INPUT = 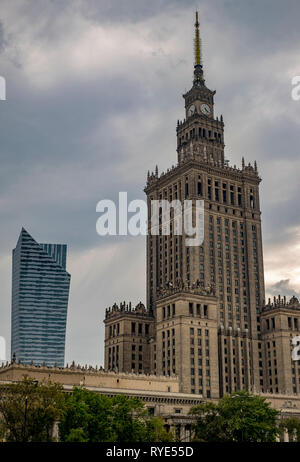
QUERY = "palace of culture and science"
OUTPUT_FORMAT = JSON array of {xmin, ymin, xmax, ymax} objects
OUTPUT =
[{"xmin": 104, "ymin": 13, "xmax": 300, "ymax": 399}]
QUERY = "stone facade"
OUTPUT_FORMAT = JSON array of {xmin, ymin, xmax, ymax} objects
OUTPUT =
[
  {"xmin": 154, "ymin": 287, "xmax": 219, "ymax": 398},
  {"xmin": 261, "ymin": 296, "xmax": 300, "ymax": 395},
  {"xmin": 104, "ymin": 302, "xmax": 155, "ymax": 374}
]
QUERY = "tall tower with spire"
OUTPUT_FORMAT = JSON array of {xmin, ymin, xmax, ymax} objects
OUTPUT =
[
  {"xmin": 104, "ymin": 11, "xmax": 300, "ymax": 400},
  {"xmin": 144, "ymin": 12, "xmax": 265, "ymax": 397}
]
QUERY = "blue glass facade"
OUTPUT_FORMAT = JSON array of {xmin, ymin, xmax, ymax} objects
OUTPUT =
[{"xmin": 11, "ymin": 228, "xmax": 71, "ymax": 367}]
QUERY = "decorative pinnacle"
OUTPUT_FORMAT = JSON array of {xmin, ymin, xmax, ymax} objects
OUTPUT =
[{"xmin": 194, "ymin": 11, "xmax": 201, "ymax": 67}]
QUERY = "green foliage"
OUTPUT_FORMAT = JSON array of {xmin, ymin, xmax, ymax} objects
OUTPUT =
[
  {"xmin": 64, "ymin": 428, "xmax": 88, "ymax": 442},
  {"xmin": 110, "ymin": 394, "xmax": 147, "ymax": 442},
  {"xmin": 189, "ymin": 401, "xmax": 228, "ymax": 442},
  {"xmin": 279, "ymin": 417, "xmax": 300, "ymax": 441},
  {"xmin": 144, "ymin": 417, "xmax": 175, "ymax": 442},
  {"xmin": 190, "ymin": 391, "xmax": 280, "ymax": 442},
  {"xmin": 59, "ymin": 387, "xmax": 174, "ymax": 442},
  {"xmin": 0, "ymin": 381, "xmax": 174, "ymax": 443},
  {"xmin": 0, "ymin": 377, "xmax": 65, "ymax": 442},
  {"xmin": 59, "ymin": 387, "xmax": 114, "ymax": 442}
]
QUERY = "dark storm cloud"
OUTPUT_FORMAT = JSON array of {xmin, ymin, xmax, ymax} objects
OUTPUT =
[{"xmin": 0, "ymin": 0, "xmax": 299, "ymax": 365}]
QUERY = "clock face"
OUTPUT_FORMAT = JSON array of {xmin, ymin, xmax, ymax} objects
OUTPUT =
[
  {"xmin": 200, "ymin": 103, "xmax": 211, "ymax": 115},
  {"xmin": 188, "ymin": 104, "xmax": 196, "ymax": 117}
]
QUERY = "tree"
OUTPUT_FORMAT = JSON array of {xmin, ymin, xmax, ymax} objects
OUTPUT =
[
  {"xmin": 59, "ymin": 387, "xmax": 114, "ymax": 442},
  {"xmin": 188, "ymin": 401, "xmax": 228, "ymax": 442},
  {"xmin": 190, "ymin": 391, "xmax": 279, "ymax": 442},
  {"xmin": 279, "ymin": 417, "xmax": 300, "ymax": 442},
  {"xmin": 0, "ymin": 377, "xmax": 65, "ymax": 442},
  {"xmin": 59, "ymin": 387, "xmax": 174, "ymax": 442},
  {"xmin": 144, "ymin": 417, "xmax": 175, "ymax": 442},
  {"xmin": 110, "ymin": 395, "xmax": 174, "ymax": 442}
]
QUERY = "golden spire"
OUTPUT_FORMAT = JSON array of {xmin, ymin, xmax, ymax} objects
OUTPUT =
[
  {"xmin": 193, "ymin": 11, "xmax": 204, "ymax": 85},
  {"xmin": 194, "ymin": 11, "xmax": 201, "ymax": 67}
]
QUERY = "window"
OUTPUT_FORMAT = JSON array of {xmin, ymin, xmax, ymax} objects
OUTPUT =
[
  {"xmin": 189, "ymin": 303, "xmax": 194, "ymax": 315},
  {"xmin": 185, "ymin": 182, "xmax": 189, "ymax": 198},
  {"xmin": 198, "ymin": 181, "xmax": 202, "ymax": 196},
  {"xmin": 148, "ymin": 407, "xmax": 155, "ymax": 416},
  {"xmin": 208, "ymin": 184, "xmax": 212, "ymax": 200}
]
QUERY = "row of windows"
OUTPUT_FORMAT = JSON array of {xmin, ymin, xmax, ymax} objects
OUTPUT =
[
  {"xmin": 178, "ymin": 127, "xmax": 222, "ymax": 144},
  {"xmin": 190, "ymin": 348, "xmax": 210, "ymax": 357},
  {"xmin": 264, "ymin": 317, "xmax": 299, "ymax": 331},
  {"xmin": 190, "ymin": 328, "xmax": 209, "ymax": 336},
  {"xmin": 151, "ymin": 181, "xmax": 257, "ymax": 211},
  {"xmin": 131, "ymin": 362, "xmax": 143, "ymax": 371},
  {"xmin": 162, "ymin": 329, "xmax": 175, "ymax": 339},
  {"xmin": 191, "ymin": 389, "xmax": 211, "ymax": 397},
  {"xmin": 162, "ymin": 304, "xmax": 176, "ymax": 319},
  {"xmin": 208, "ymin": 180, "xmax": 243, "ymax": 207},
  {"xmin": 131, "ymin": 322, "xmax": 150, "ymax": 336},
  {"xmin": 189, "ymin": 303, "xmax": 208, "ymax": 318},
  {"xmin": 109, "ymin": 322, "xmax": 150, "ymax": 338},
  {"xmin": 191, "ymin": 376, "xmax": 211, "ymax": 385}
]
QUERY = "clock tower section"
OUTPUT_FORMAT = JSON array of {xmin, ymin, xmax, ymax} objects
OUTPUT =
[{"xmin": 177, "ymin": 12, "xmax": 225, "ymax": 166}]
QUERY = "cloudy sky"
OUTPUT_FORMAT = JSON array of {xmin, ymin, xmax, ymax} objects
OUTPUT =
[{"xmin": 0, "ymin": 0, "xmax": 300, "ymax": 366}]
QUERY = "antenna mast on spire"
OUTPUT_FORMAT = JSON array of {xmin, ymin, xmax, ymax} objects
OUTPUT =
[
  {"xmin": 193, "ymin": 11, "xmax": 204, "ymax": 85},
  {"xmin": 194, "ymin": 11, "xmax": 202, "ymax": 67}
]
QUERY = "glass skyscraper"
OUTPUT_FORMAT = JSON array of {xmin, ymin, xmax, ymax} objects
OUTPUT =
[{"xmin": 11, "ymin": 228, "xmax": 71, "ymax": 367}]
